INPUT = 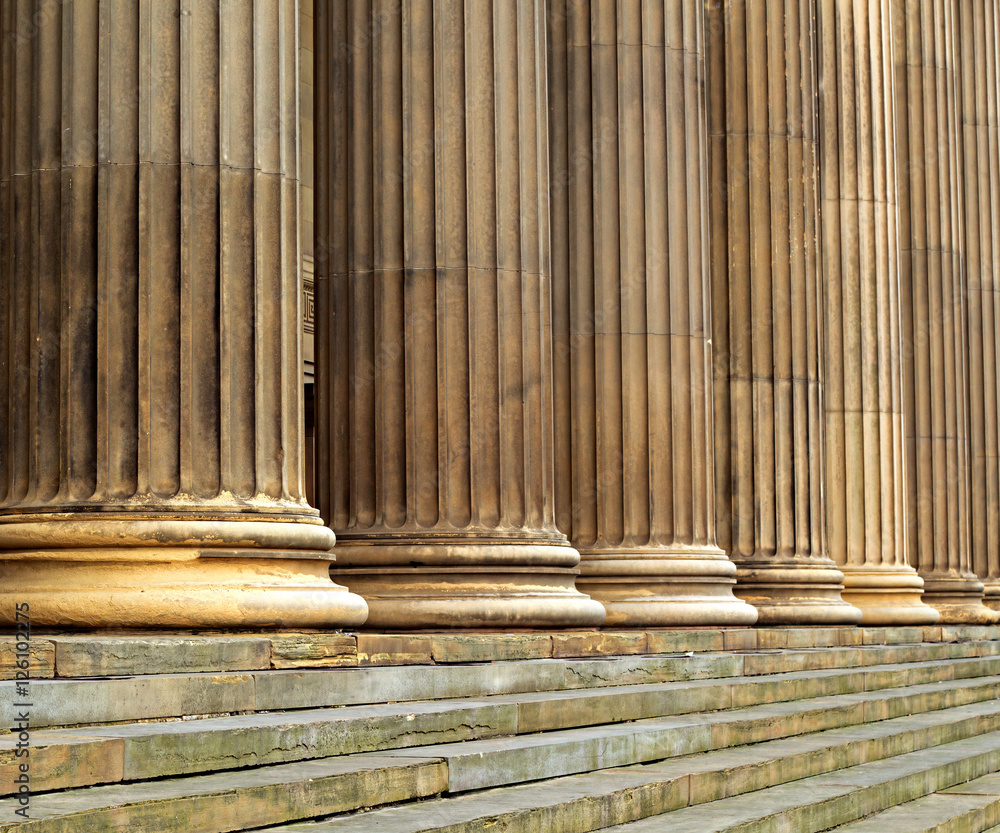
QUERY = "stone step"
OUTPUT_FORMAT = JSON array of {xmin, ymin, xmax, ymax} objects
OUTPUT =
[
  {"xmin": 9, "ymin": 626, "xmax": 992, "ymax": 680},
  {"xmin": 255, "ymin": 699, "xmax": 1000, "ymax": 833},
  {"xmin": 4, "ymin": 655, "xmax": 1000, "ymax": 797},
  {"xmin": 597, "ymin": 732, "xmax": 1000, "ymax": 832},
  {"xmin": 369, "ymin": 675, "xmax": 1000, "ymax": 793},
  {"xmin": 827, "ymin": 772, "xmax": 1000, "ymax": 831},
  {"xmin": 5, "ymin": 639, "xmax": 1000, "ymax": 731},
  {"xmin": 4, "ymin": 679, "xmax": 1000, "ymax": 832}
]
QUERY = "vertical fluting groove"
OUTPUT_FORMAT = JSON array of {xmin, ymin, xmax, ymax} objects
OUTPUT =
[
  {"xmin": 546, "ymin": 0, "xmax": 755, "ymax": 626},
  {"xmin": 895, "ymin": 0, "xmax": 995, "ymax": 621},
  {"xmin": 138, "ymin": 0, "xmax": 182, "ymax": 500},
  {"xmin": 317, "ymin": 0, "xmax": 602, "ymax": 628},
  {"xmin": 403, "ymin": 0, "xmax": 439, "ymax": 529},
  {"xmin": 252, "ymin": 0, "xmax": 282, "ymax": 499},
  {"xmin": 0, "ymin": 0, "xmax": 10, "ymax": 506},
  {"xmin": 550, "ymin": 0, "xmax": 571, "ymax": 540},
  {"xmin": 31, "ymin": 0, "xmax": 61, "ymax": 506},
  {"xmin": 280, "ymin": 0, "xmax": 302, "ymax": 502},
  {"xmin": 61, "ymin": 0, "xmax": 99, "ymax": 504},
  {"xmin": 0, "ymin": 0, "xmax": 312, "ymax": 516},
  {"xmin": 179, "ymin": 0, "xmax": 221, "ymax": 499},
  {"xmin": 818, "ymin": 0, "xmax": 937, "ymax": 625},
  {"xmin": 709, "ymin": 0, "xmax": 858, "ymax": 623},
  {"xmin": 961, "ymin": 0, "xmax": 1000, "ymax": 600}
]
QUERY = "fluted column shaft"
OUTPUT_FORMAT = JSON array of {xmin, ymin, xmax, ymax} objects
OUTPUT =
[
  {"xmin": 0, "ymin": 0, "xmax": 367, "ymax": 628},
  {"xmin": 894, "ymin": 0, "xmax": 996, "ymax": 623},
  {"xmin": 547, "ymin": 0, "xmax": 755, "ymax": 626},
  {"xmin": 818, "ymin": 0, "xmax": 937, "ymax": 624},
  {"xmin": 707, "ymin": 0, "xmax": 860, "ymax": 624},
  {"xmin": 959, "ymin": 0, "xmax": 1000, "ymax": 610},
  {"xmin": 315, "ymin": 0, "xmax": 605, "ymax": 628}
]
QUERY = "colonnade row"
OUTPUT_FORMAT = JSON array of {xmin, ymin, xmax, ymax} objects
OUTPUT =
[{"xmin": 0, "ymin": 0, "xmax": 997, "ymax": 630}]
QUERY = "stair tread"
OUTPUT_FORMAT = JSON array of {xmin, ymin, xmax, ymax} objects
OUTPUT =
[
  {"xmin": 2, "ymin": 656, "xmax": 995, "ymax": 802},
  {"xmin": 0, "ymin": 751, "xmax": 446, "ymax": 830},
  {"xmin": 256, "ymin": 698, "xmax": 1000, "ymax": 832},
  {"xmin": 830, "ymin": 790, "xmax": 1000, "ymax": 831},
  {"xmin": 597, "ymin": 732, "xmax": 1000, "ymax": 831}
]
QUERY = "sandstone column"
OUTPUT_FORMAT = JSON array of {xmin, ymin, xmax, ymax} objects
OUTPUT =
[
  {"xmin": 894, "ymin": 0, "xmax": 997, "ymax": 623},
  {"xmin": 817, "ymin": 0, "xmax": 938, "ymax": 624},
  {"xmin": 707, "ymin": 0, "xmax": 860, "ymax": 624},
  {"xmin": 0, "ymin": 0, "xmax": 368, "ymax": 628},
  {"xmin": 546, "ymin": 1, "xmax": 756, "ymax": 626},
  {"xmin": 958, "ymin": 0, "xmax": 1000, "ymax": 610},
  {"xmin": 314, "ymin": 0, "xmax": 605, "ymax": 628}
]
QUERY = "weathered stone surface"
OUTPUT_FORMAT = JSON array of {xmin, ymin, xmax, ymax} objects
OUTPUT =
[
  {"xmin": 599, "ymin": 732, "xmax": 1000, "ymax": 831},
  {"xmin": 0, "ymin": 735, "xmax": 124, "ymax": 796},
  {"xmin": 644, "ymin": 630, "xmax": 724, "ymax": 655},
  {"xmin": 114, "ymin": 702, "xmax": 516, "ymax": 779},
  {"xmin": 835, "ymin": 791, "xmax": 1000, "ymax": 831},
  {"xmin": 252, "ymin": 663, "xmax": 570, "ymax": 713},
  {"xmin": 356, "ymin": 635, "xmax": 434, "ymax": 667},
  {"xmin": 0, "ymin": 755, "xmax": 447, "ymax": 832},
  {"xmin": 756, "ymin": 627, "xmax": 850, "ymax": 650},
  {"xmin": 428, "ymin": 635, "xmax": 553, "ymax": 664},
  {"xmin": 721, "ymin": 630, "xmax": 757, "ymax": 652},
  {"xmin": 0, "ymin": 674, "xmax": 255, "ymax": 731},
  {"xmin": 256, "ymin": 692, "xmax": 1000, "ymax": 833},
  {"xmin": 550, "ymin": 633, "xmax": 646, "ymax": 659},
  {"xmin": 268, "ymin": 634, "xmax": 356, "ymax": 669},
  {"xmin": 862, "ymin": 628, "xmax": 925, "ymax": 646},
  {"xmin": 52, "ymin": 636, "xmax": 271, "ymax": 677},
  {"xmin": 0, "ymin": 638, "xmax": 54, "ymax": 680}
]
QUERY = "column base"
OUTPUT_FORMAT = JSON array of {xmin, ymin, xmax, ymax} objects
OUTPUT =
[
  {"xmin": 919, "ymin": 571, "xmax": 1000, "ymax": 624},
  {"xmin": 731, "ymin": 560, "xmax": 863, "ymax": 625},
  {"xmin": 838, "ymin": 565, "xmax": 940, "ymax": 625},
  {"xmin": 575, "ymin": 549, "xmax": 758, "ymax": 627},
  {"xmin": 984, "ymin": 579, "xmax": 1000, "ymax": 612},
  {"xmin": 0, "ymin": 514, "xmax": 369, "ymax": 629},
  {"xmin": 332, "ymin": 540, "xmax": 606, "ymax": 628}
]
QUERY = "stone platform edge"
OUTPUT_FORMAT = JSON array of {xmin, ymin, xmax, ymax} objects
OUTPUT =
[{"xmin": 2, "ymin": 625, "xmax": 999, "ymax": 679}]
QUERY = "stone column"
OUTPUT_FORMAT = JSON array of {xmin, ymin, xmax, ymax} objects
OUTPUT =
[
  {"xmin": 314, "ymin": 0, "xmax": 605, "ymax": 628},
  {"xmin": 707, "ymin": 0, "xmax": 860, "ymax": 624},
  {"xmin": 894, "ymin": 0, "xmax": 997, "ymax": 623},
  {"xmin": 546, "ymin": 1, "xmax": 756, "ymax": 626},
  {"xmin": 958, "ymin": 0, "xmax": 1000, "ymax": 610},
  {"xmin": 0, "ymin": 0, "xmax": 368, "ymax": 628},
  {"xmin": 817, "ymin": 0, "xmax": 938, "ymax": 624}
]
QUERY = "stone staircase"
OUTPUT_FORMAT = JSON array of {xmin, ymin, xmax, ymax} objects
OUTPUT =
[{"xmin": 2, "ymin": 627, "xmax": 1000, "ymax": 832}]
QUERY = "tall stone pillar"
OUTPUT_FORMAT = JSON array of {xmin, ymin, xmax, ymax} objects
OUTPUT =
[
  {"xmin": 314, "ymin": 0, "xmax": 605, "ymax": 628},
  {"xmin": 958, "ymin": 0, "xmax": 1000, "ymax": 610},
  {"xmin": 707, "ymin": 0, "xmax": 860, "ymax": 624},
  {"xmin": 546, "ymin": 1, "xmax": 756, "ymax": 626},
  {"xmin": 894, "ymin": 0, "xmax": 997, "ymax": 623},
  {"xmin": 0, "ymin": 0, "xmax": 368, "ymax": 628},
  {"xmin": 817, "ymin": 0, "xmax": 937, "ymax": 624}
]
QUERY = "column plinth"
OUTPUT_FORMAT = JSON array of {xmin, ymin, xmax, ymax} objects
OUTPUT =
[
  {"xmin": 547, "ymin": 1, "xmax": 756, "ymax": 627},
  {"xmin": 0, "ymin": 1, "xmax": 367, "ymax": 628},
  {"xmin": 708, "ymin": 0, "xmax": 861, "ymax": 625},
  {"xmin": 314, "ymin": 1, "xmax": 604, "ymax": 629},
  {"xmin": 895, "ymin": 0, "xmax": 999, "ymax": 624}
]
